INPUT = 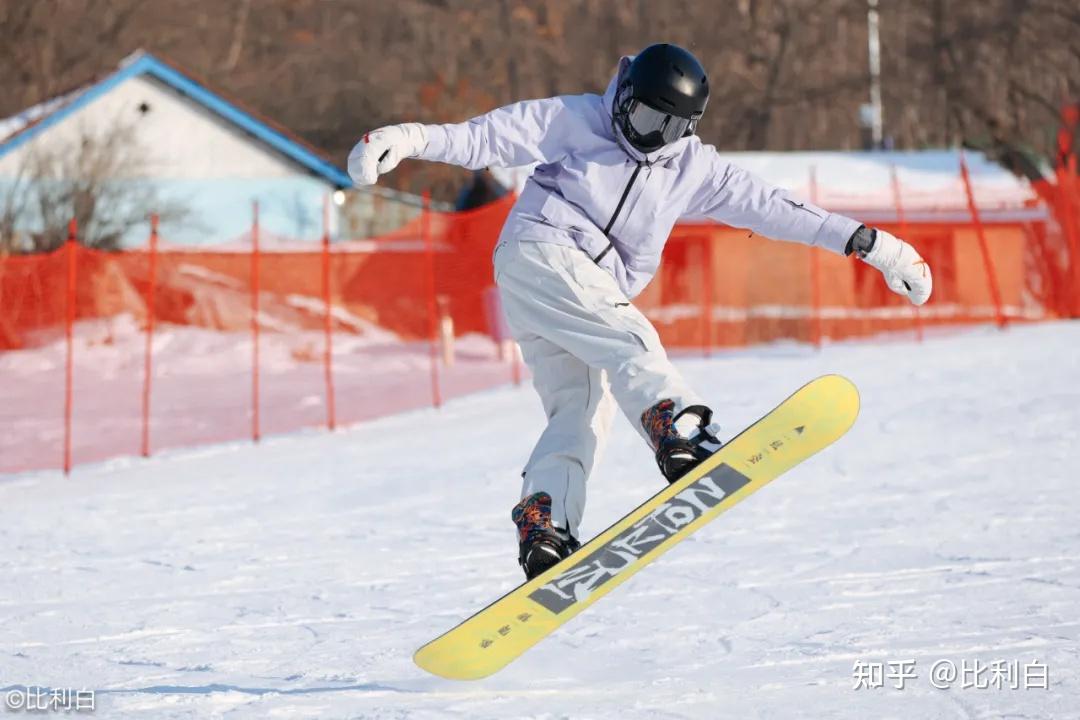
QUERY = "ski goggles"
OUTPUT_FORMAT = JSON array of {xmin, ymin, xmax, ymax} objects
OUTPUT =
[{"xmin": 624, "ymin": 98, "xmax": 697, "ymax": 148}]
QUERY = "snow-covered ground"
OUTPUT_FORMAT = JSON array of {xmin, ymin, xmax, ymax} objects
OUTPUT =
[
  {"xmin": 0, "ymin": 318, "xmax": 518, "ymax": 474},
  {"xmin": 2, "ymin": 322, "xmax": 1078, "ymax": 719}
]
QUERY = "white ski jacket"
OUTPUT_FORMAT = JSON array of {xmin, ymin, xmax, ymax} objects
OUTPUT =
[{"xmin": 416, "ymin": 57, "xmax": 862, "ymax": 298}]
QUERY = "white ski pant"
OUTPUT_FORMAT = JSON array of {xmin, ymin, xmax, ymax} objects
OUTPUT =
[{"xmin": 494, "ymin": 239, "xmax": 703, "ymax": 537}]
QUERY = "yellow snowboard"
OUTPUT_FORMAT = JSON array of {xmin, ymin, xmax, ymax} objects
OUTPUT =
[{"xmin": 414, "ymin": 374, "xmax": 860, "ymax": 680}]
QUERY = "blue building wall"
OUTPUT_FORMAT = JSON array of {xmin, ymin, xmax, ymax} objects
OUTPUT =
[
  {"xmin": 0, "ymin": 175, "xmax": 334, "ymax": 248},
  {"xmin": 148, "ymin": 176, "xmax": 332, "ymax": 246},
  {"xmin": 0, "ymin": 52, "xmax": 349, "ymax": 249}
]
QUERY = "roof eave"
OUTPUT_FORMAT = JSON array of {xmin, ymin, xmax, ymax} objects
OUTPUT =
[{"xmin": 0, "ymin": 51, "xmax": 352, "ymax": 189}]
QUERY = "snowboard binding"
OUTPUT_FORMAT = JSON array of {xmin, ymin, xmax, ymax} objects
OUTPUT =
[
  {"xmin": 511, "ymin": 492, "xmax": 581, "ymax": 580},
  {"xmin": 642, "ymin": 400, "xmax": 722, "ymax": 483}
]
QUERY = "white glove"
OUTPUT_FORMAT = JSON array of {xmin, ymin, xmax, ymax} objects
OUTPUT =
[
  {"xmin": 347, "ymin": 123, "xmax": 428, "ymax": 186},
  {"xmin": 859, "ymin": 228, "xmax": 933, "ymax": 306}
]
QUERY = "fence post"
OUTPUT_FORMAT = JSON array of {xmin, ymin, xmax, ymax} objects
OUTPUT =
[
  {"xmin": 1071, "ymin": 156, "xmax": 1080, "ymax": 316},
  {"xmin": 890, "ymin": 165, "xmax": 924, "ymax": 342},
  {"xmin": 959, "ymin": 153, "xmax": 1007, "ymax": 329},
  {"xmin": 808, "ymin": 166, "xmax": 823, "ymax": 348},
  {"xmin": 1059, "ymin": 158, "xmax": 1080, "ymax": 317},
  {"xmin": 322, "ymin": 195, "xmax": 337, "ymax": 430},
  {"xmin": 422, "ymin": 191, "xmax": 442, "ymax": 408},
  {"xmin": 511, "ymin": 342, "xmax": 521, "ymax": 386},
  {"xmin": 701, "ymin": 234, "xmax": 714, "ymax": 357},
  {"xmin": 141, "ymin": 214, "xmax": 159, "ymax": 457},
  {"xmin": 251, "ymin": 200, "xmax": 261, "ymax": 442},
  {"xmin": 63, "ymin": 219, "xmax": 77, "ymax": 475}
]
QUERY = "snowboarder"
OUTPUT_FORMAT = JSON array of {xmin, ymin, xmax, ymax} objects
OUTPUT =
[{"xmin": 348, "ymin": 44, "xmax": 932, "ymax": 580}]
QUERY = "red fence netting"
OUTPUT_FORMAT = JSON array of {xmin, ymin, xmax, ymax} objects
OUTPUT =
[{"xmin": 1, "ymin": 183, "xmax": 1077, "ymax": 476}]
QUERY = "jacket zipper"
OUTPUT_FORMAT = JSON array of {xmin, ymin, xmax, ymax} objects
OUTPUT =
[
  {"xmin": 593, "ymin": 160, "xmax": 644, "ymax": 263},
  {"xmin": 784, "ymin": 198, "xmax": 822, "ymax": 218}
]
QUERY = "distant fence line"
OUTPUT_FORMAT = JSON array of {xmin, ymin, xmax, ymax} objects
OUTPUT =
[{"xmin": 1, "ymin": 163, "xmax": 1078, "ymax": 476}]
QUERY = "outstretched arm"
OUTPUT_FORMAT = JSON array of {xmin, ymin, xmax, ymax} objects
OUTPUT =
[
  {"xmin": 684, "ymin": 151, "xmax": 932, "ymax": 306},
  {"xmin": 684, "ymin": 154, "xmax": 861, "ymax": 255},
  {"xmin": 348, "ymin": 97, "xmax": 577, "ymax": 185}
]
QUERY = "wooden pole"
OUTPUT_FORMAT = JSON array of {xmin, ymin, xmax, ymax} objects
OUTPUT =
[
  {"xmin": 141, "ymin": 214, "xmax": 159, "ymax": 457},
  {"xmin": 321, "ymin": 195, "xmax": 337, "ymax": 430},
  {"xmin": 251, "ymin": 200, "xmax": 261, "ymax": 441},
  {"xmin": 511, "ymin": 341, "xmax": 521, "ymax": 386},
  {"xmin": 422, "ymin": 191, "xmax": 442, "ymax": 408},
  {"xmin": 63, "ymin": 219, "xmax": 77, "ymax": 475}
]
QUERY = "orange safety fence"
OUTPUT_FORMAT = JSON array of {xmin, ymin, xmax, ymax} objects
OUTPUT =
[{"xmin": 1, "ymin": 182, "xmax": 1078, "ymax": 476}]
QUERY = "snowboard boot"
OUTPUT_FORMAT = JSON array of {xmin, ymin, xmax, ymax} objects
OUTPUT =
[
  {"xmin": 641, "ymin": 399, "xmax": 723, "ymax": 483},
  {"xmin": 511, "ymin": 492, "xmax": 581, "ymax": 581}
]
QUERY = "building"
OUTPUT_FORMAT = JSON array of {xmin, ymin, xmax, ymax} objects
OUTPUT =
[{"xmin": 0, "ymin": 50, "xmax": 423, "ymax": 248}]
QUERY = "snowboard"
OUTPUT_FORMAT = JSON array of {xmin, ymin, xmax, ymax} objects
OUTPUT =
[{"xmin": 414, "ymin": 374, "xmax": 860, "ymax": 680}]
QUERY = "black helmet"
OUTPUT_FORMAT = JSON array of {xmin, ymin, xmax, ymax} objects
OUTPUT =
[{"xmin": 614, "ymin": 43, "xmax": 709, "ymax": 153}]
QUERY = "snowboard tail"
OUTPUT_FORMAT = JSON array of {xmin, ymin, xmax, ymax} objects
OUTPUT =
[{"xmin": 414, "ymin": 374, "xmax": 860, "ymax": 680}]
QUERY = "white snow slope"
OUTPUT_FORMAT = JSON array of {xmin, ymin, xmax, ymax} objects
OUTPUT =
[{"xmin": 2, "ymin": 322, "xmax": 1078, "ymax": 719}]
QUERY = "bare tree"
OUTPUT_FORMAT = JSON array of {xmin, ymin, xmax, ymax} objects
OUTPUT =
[{"xmin": 0, "ymin": 121, "xmax": 190, "ymax": 253}]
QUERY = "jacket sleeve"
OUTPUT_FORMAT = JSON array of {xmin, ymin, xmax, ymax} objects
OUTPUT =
[
  {"xmin": 683, "ymin": 148, "xmax": 862, "ymax": 255},
  {"xmin": 417, "ymin": 96, "xmax": 580, "ymax": 170}
]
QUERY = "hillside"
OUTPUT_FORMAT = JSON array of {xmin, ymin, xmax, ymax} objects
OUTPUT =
[{"xmin": 3, "ymin": 0, "xmax": 1076, "ymax": 200}]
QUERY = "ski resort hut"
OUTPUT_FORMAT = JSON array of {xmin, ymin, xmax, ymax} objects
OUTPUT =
[{"xmin": 0, "ymin": 50, "xmax": 421, "ymax": 248}]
